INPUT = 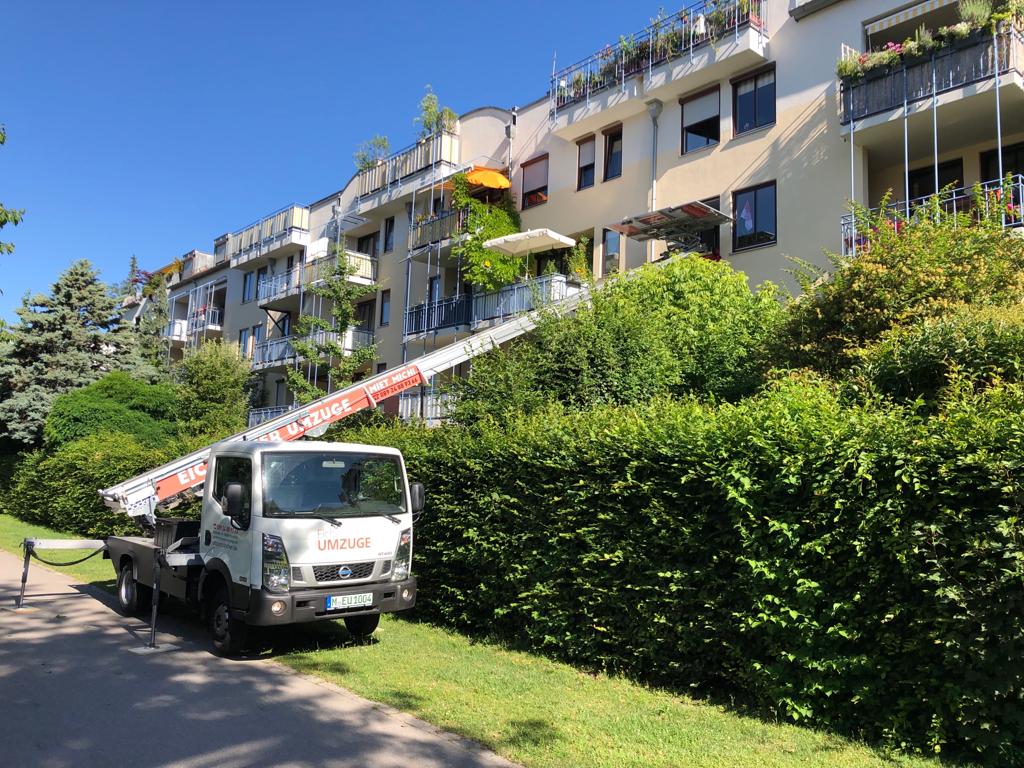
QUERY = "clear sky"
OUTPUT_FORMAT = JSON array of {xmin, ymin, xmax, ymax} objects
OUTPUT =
[{"xmin": 1, "ymin": 0, "xmax": 650, "ymax": 321}]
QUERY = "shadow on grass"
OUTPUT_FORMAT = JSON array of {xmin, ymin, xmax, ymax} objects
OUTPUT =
[{"xmin": 496, "ymin": 718, "xmax": 562, "ymax": 749}]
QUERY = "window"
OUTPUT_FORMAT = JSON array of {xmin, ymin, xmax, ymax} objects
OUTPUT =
[
  {"xmin": 238, "ymin": 327, "xmax": 251, "ymax": 358},
  {"xmin": 577, "ymin": 136, "xmax": 596, "ymax": 190},
  {"xmin": 255, "ymin": 266, "xmax": 268, "ymax": 301},
  {"xmin": 213, "ymin": 456, "xmax": 252, "ymax": 528},
  {"xmin": 908, "ymin": 159, "xmax": 963, "ymax": 199},
  {"xmin": 428, "ymin": 275, "xmax": 441, "ymax": 304},
  {"xmin": 357, "ymin": 232, "xmax": 379, "ymax": 258},
  {"xmin": 376, "ymin": 362, "xmax": 387, "ymax": 374},
  {"xmin": 602, "ymin": 229, "xmax": 621, "ymax": 276},
  {"xmin": 681, "ymin": 88, "xmax": 720, "ymax": 154},
  {"xmin": 604, "ymin": 127, "xmax": 622, "ymax": 181},
  {"xmin": 981, "ymin": 142, "xmax": 1024, "ymax": 182},
  {"xmin": 383, "ymin": 217, "xmax": 395, "ymax": 253},
  {"xmin": 733, "ymin": 181, "xmax": 777, "ymax": 251},
  {"xmin": 379, "ymin": 289, "xmax": 391, "ymax": 326},
  {"xmin": 355, "ymin": 300, "xmax": 374, "ymax": 331},
  {"xmin": 242, "ymin": 271, "xmax": 255, "ymax": 303},
  {"xmin": 278, "ymin": 312, "xmax": 291, "ymax": 337},
  {"xmin": 733, "ymin": 67, "xmax": 775, "ymax": 135},
  {"xmin": 251, "ymin": 323, "xmax": 264, "ymax": 347},
  {"xmin": 522, "ymin": 155, "xmax": 549, "ymax": 209},
  {"xmin": 696, "ymin": 196, "xmax": 722, "ymax": 258}
]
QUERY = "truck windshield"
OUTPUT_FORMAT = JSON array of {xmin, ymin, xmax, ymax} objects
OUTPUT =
[{"xmin": 262, "ymin": 452, "xmax": 406, "ymax": 519}]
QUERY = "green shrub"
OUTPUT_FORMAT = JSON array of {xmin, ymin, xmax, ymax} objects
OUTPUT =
[
  {"xmin": 854, "ymin": 303, "xmax": 1024, "ymax": 403},
  {"xmin": 4, "ymin": 432, "xmax": 170, "ymax": 536},
  {"xmin": 44, "ymin": 371, "xmax": 178, "ymax": 449},
  {"xmin": 782, "ymin": 203, "xmax": 1024, "ymax": 373},
  {"xmin": 345, "ymin": 378, "xmax": 1024, "ymax": 763},
  {"xmin": 174, "ymin": 340, "xmax": 256, "ymax": 441}
]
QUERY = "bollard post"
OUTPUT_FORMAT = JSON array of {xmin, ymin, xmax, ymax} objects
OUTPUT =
[{"xmin": 16, "ymin": 539, "xmax": 33, "ymax": 609}]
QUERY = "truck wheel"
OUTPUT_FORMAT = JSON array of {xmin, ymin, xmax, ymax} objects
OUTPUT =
[
  {"xmin": 208, "ymin": 585, "xmax": 246, "ymax": 656},
  {"xmin": 344, "ymin": 614, "xmax": 380, "ymax": 639},
  {"xmin": 116, "ymin": 562, "xmax": 152, "ymax": 615}
]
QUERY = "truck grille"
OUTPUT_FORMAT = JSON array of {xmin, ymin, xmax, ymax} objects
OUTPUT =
[{"xmin": 313, "ymin": 561, "xmax": 375, "ymax": 583}]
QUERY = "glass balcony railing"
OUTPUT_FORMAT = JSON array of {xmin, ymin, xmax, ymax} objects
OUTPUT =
[
  {"xmin": 551, "ymin": 0, "xmax": 768, "ymax": 111},
  {"xmin": 840, "ymin": 174, "xmax": 1024, "ymax": 256},
  {"xmin": 404, "ymin": 274, "xmax": 579, "ymax": 337},
  {"xmin": 355, "ymin": 131, "xmax": 460, "ymax": 197},
  {"xmin": 840, "ymin": 29, "xmax": 1023, "ymax": 125}
]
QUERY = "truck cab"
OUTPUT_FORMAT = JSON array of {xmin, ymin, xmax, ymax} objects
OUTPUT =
[{"xmin": 108, "ymin": 440, "xmax": 422, "ymax": 654}]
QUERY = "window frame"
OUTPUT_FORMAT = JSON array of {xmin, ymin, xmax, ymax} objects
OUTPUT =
[
  {"xmin": 238, "ymin": 327, "xmax": 251, "ymax": 358},
  {"xmin": 696, "ymin": 195, "xmax": 722, "ymax": 258},
  {"xmin": 241, "ymin": 271, "xmax": 255, "ymax": 303},
  {"xmin": 577, "ymin": 135, "xmax": 596, "ymax": 191},
  {"xmin": 732, "ymin": 180, "xmax": 778, "ymax": 253},
  {"xmin": 731, "ymin": 64, "xmax": 776, "ymax": 137},
  {"xmin": 383, "ymin": 216, "xmax": 395, "ymax": 253},
  {"xmin": 603, "ymin": 125, "xmax": 623, "ymax": 182},
  {"xmin": 212, "ymin": 455, "xmax": 252, "ymax": 530},
  {"xmin": 680, "ymin": 86, "xmax": 721, "ymax": 156},
  {"xmin": 379, "ymin": 289, "xmax": 391, "ymax": 327},
  {"xmin": 601, "ymin": 228, "xmax": 621, "ymax": 277},
  {"xmin": 522, "ymin": 154, "xmax": 549, "ymax": 209}
]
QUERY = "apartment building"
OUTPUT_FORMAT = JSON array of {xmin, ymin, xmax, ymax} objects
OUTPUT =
[{"xmin": 139, "ymin": 0, "xmax": 1024, "ymax": 425}]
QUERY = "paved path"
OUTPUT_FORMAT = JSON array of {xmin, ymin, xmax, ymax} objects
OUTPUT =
[{"xmin": 0, "ymin": 550, "xmax": 517, "ymax": 768}]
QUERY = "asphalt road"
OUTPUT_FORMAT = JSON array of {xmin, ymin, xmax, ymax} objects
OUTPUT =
[{"xmin": 0, "ymin": 549, "xmax": 517, "ymax": 768}]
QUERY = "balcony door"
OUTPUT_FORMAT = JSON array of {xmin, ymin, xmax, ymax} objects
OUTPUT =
[
  {"xmin": 428, "ymin": 275, "xmax": 441, "ymax": 305},
  {"xmin": 981, "ymin": 142, "xmax": 1024, "ymax": 182},
  {"xmin": 907, "ymin": 159, "xmax": 962, "ymax": 201}
]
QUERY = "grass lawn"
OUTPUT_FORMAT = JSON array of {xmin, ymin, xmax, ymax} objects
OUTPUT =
[{"xmin": 0, "ymin": 514, "xmax": 950, "ymax": 768}]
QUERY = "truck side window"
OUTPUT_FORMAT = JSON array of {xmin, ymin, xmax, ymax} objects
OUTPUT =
[{"xmin": 213, "ymin": 456, "xmax": 252, "ymax": 530}]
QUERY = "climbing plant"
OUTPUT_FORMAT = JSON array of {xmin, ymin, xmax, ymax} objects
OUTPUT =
[{"xmin": 450, "ymin": 173, "xmax": 521, "ymax": 292}]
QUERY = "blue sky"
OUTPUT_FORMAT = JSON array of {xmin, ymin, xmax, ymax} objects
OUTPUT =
[{"xmin": 1, "ymin": 0, "xmax": 650, "ymax": 321}]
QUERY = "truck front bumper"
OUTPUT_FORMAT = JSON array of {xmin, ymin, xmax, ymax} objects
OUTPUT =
[{"xmin": 239, "ymin": 577, "xmax": 417, "ymax": 626}]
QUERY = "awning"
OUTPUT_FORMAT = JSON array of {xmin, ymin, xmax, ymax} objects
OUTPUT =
[
  {"xmin": 865, "ymin": 0, "xmax": 956, "ymax": 36},
  {"xmin": 609, "ymin": 201, "xmax": 732, "ymax": 244},
  {"xmin": 465, "ymin": 166, "xmax": 510, "ymax": 189},
  {"xmin": 483, "ymin": 228, "xmax": 576, "ymax": 256}
]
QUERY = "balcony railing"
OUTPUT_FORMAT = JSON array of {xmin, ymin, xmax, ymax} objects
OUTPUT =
[
  {"xmin": 181, "ymin": 251, "xmax": 217, "ymax": 279},
  {"xmin": 840, "ymin": 174, "xmax": 1024, "ymax": 256},
  {"xmin": 248, "ymin": 404, "xmax": 298, "ymax": 428},
  {"xmin": 840, "ymin": 29, "xmax": 1023, "ymax": 125},
  {"xmin": 356, "ymin": 131, "xmax": 460, "ymax": 197},
  {"xmin": 404, "ymin": 274, "xmax": 579, "ymax": 337},
  {"xmin": 257, "ymin": 251, "xmax": 377, "ymax": 304},
  {"xmin": 398, "ymin": 390, "xmax": 451, "ymax": 426},
  {"xmin": 186, "ymin": 306, "xmax": 222, "ymax": 335},
  {"xmin": 551, "ymin": 0, "xmax": 768, "ymax": 111},
  {"xmin": 164, "ymin": 318, "xmax": 188, "ymax": 342},
  {"xmin": 251, "ymin": 327, "xmax": 375, "ymax": 369},
  {"xmin": 218, "ymin": 204, "xmax": 310, "ymax": 264},
  {"xmin": 411, "ymin": 207, "xmax": 470, "ymax": 250}
]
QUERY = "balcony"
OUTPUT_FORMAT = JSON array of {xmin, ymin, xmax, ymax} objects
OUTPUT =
[
  {"xmin": 355, "ymin": 131, "xmax": 460, "ymax": 199},
  {"xmin": 257, "ymin": 251, "xmax": 377, "ymax": 306},
  {"xmin": 164, "ymin": 318, "xmax": 189, "ymax": 344},
  {"xmin": 410, "ymin": 207, "xmax": 470, "ymax": 251},
  {"xmin": 840, "ymin": 175, "xmax": 1024, "ymax": 257},
  {"xmin": 220, "ymin": 204, "xmax": 310, "ymax": 268},
  {"xmin": 398, "ymin": 390, "xmax": 451, "ymax": 427},
  {"xmin": 404, "ymin": 274, "xmax": 580, "ymax": 338},
  {"xmin": 248, "ymin": 404, "xmax": 298, "ymax": 428},
  {"xmin": 180, "ymin": 250, "xmax": 217, "ymax": 280},
  {"xmin": 549, "ymin": 0, "xmax": 768, "ymax": 136},
  {"xmin": 251, "ymin": 327, "xmax": 375, "ymax": 370},
  {"xmin": 840, "ymin": 28, "xmax": 1024, "ymax": 128},
  {"xmin": 186, "ymin": 306, "xmax": 223, "ymax": 336}
]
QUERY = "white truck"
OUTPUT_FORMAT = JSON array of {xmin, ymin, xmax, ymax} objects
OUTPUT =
[{"xmin": 106, "ymin": 441, "xmax": 423, "ymax": 654}]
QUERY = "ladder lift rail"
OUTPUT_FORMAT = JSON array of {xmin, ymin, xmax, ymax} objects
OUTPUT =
[{"xmin": 100, "ymin": 286, "xmax": 590, "ymax": 528}]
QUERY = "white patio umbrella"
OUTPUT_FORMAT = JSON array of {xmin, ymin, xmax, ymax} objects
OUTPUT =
[{"xmin": 482, "ymin": 228, "xmax": 576, "ymax": 256}]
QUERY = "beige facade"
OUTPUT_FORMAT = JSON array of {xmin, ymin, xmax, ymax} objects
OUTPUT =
[{"xmin": 138, "ymin": 0, "xmax": 1024, "ymax": 423}]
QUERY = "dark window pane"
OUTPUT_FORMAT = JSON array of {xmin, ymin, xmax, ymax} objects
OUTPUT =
[
  {"xmin": 756, "ymin": 75, "xmax": 775, "ymax": 128},
  {"xmin": 735, "ymin": 85, "xmax": 756, "ymax": 134},
  {"xmin": 734, "ymin": 190, "xmax": 756, "ymax": 248},
  {"xmin": 755, "ymin": 185, "xmax": 776, "ymax": 244},
  {"xmin": 602, "ymin": 229, "xmax": 620, "ymax": 275},
  {"xmin": 605, "ymin": 133, "xmax": 622, "ymax": 180},
  {"xmin": 578, "ymin": 164, "xmax": 594, "ymax": 190},
  {"xmin": 684, "ymin": 117, "xmax": 719, "ymax": 152}
]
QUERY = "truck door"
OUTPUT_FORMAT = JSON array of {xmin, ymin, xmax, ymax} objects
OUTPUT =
[{"xmin": 202, "ymin": 455, "xmax": 254, "ymax": 601}]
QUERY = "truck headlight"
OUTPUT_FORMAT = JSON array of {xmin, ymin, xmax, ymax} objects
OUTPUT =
[
  {"xmin": 262, "ymin": 533, "xmax": 290, "ymax": 593},
  {"xmin": 391, "ymin": 528, "xmax": 412, "ymax": 582}
]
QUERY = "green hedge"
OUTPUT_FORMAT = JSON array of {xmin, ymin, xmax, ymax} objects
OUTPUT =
[{"xmin": 348, "ymin": 377, "xmax": 1024, "ymax": 763}]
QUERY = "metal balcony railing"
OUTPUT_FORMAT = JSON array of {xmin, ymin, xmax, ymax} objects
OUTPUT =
[
  {"xmin": 251, "ymin": 327, "xmax": 375, "ymax": 369},
  {"xmin": 840, "ymin": 174, "xmax": 1024, "ymax": 256},
  {"xmin": 257, "ymin": 251, "xmax": 377, "ymax": 304},
  {"xmin": 186, "ymin": 306, "xmax": 223, "ymax": 335},
  {"xmin": 550, "ymin": 0, "xmax": 768, "ymax": 111},
  {"xmin": 219, "ymin": 204, "xmax": 310, "ymax": 264},
  {"xmin": 164, "ymin": 318, "xmax": 188, "ymax": 342},
  {"xmin": 248, "ymin": 405, "xmax": 298, "ymax": 428},
  {"xmin": 398, "ymin": 390, "xmax": 451, "ymax": 426},
  {"xmin": 840, "ymin": 29, "xmax": 1024, "ymax": 125},
  {"xmin": 356, "ymin": 131, "xmax": 460, "ymax": 197},
  {"xmin": 411, "ymin": 207, "xmax": 470, "ymax": 250},
  {"xmin": 404, "ymin": 274, "xmax": 578, "ymax": 337}
]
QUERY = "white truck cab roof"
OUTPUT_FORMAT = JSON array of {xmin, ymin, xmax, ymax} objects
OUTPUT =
[{"xmin": 210, "ymin": 440, "xmax": 403, "ymax": 459}]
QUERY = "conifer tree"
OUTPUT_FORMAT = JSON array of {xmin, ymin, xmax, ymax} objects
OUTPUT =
[{"xmin": 0, "ymin": 260, "xmax": 129, "ymax": 445}]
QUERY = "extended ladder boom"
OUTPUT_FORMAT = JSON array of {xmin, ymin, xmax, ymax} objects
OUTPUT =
[{"xmin": 100, "ymin": 287, "xmax": 590, "ymax": 527}]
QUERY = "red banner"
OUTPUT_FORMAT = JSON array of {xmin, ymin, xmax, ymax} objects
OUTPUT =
[{"xmin": 153, "ymin": 364, "xmax": 425, "ymax": 502}]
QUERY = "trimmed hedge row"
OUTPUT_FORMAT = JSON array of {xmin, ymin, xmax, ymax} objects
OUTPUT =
[{"xmin": 347, "ymin": 377, "xmax": 1024, "ymax": 763}]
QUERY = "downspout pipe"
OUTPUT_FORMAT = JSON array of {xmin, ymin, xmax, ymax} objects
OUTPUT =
[{"xmin": 646, "ymin": 99, "xmax": 663, "ymax": 261}]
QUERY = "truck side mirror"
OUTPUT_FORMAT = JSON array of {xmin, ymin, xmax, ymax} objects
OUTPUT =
[
  {"xmin": 409, "ymin": 482, "xmax": 425, "ymax": 516},
  {"xmin": 223, "ymin": 482, "xmax": 245, "ymax": 520}
]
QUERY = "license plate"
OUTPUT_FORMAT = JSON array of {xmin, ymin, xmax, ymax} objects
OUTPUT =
[{"xmin": 326, "ymin": 593, "xmax": 373, "ymax": 611}]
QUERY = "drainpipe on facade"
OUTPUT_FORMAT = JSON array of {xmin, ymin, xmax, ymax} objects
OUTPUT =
[{"xmin": 645, "ymin": 99, "xmax": 664, "ymax": 263}]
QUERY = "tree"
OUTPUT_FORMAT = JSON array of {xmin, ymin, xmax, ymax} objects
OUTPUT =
[
  {"xmin": 450, "ymin": 173, "xmax": 521, "ymax": 291},
  {"xmin": 0, "ymin": 260, "xmax": 130, "ymax": 446},
  {"xmin": 135, "ymin": 271, "xmax": 170, "ymax": 373},
  {"xmin": 415, "ymin": 85, "xmax": 457, "ymax": 138},
  {"xmin": 0, "ymin": 125, "xmax": 25, "ymax": 256},
  {"xmin": 175, "ymin": 340, "xmax": 257, "ymax": 441},
  {"xmin": 286, "ymin": 243, "xmax": 377, "ymax": 404},
  {"xmin": 353, "ymin": 135, "xmax": 390, "ymax": 171}
]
